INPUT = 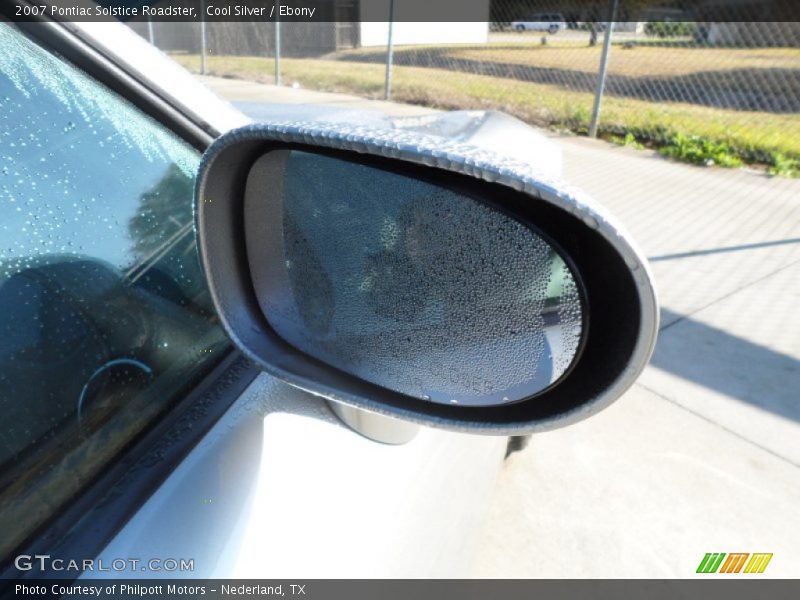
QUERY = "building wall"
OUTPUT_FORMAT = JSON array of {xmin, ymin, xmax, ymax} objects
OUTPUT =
[
  {"xmin": 128, "ymin": 21, "xmax": 341, "ymax": 57},
  {"xmin": 707, "ymin": 22, "xmax": 800, "ymax": 47},
  {"xmin": 359, "ymin": 22, "xmax": 489, "ymax": 47}
]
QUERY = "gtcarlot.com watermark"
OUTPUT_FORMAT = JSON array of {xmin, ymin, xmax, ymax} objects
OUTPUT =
[{"xmin": 14, "ymin": 554, "xmax": 194, "ymax": 573}]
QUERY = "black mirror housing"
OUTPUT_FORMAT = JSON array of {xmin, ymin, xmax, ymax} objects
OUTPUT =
[{"xmin": 195, "ymin": 122, "xmax": 658, "ymax": 435}]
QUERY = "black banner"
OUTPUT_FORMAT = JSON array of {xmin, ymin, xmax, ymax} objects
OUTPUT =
[
  {"xmin": 3, "ymin": 580, "xmax": 800, "ymax": 600},
  {"xmin": 5, "ymin": 0, "xmax": 800, "ymax": 23}
]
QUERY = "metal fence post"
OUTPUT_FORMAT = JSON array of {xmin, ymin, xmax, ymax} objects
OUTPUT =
[
  {"xmin": 275, "ymin": 19, "xmax": 282, "ymax": 86},
  {"xmin": 147, "ymin": 17, "xmax": 155, "ymax": 46},
  {"xmin": 199, "ymin": 1, "xmax": 207, "ymax": 75},
  {"xmin": 589, "ymin": 0, "xmax": 618, "ymax": 138},
  {"xmin": 384, "ymin": 0, "xmax": 395, "ymax": 100}
]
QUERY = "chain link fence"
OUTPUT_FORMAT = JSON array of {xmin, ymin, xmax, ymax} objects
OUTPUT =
[
  {"xmin": 129, "ymin": 9, "xmax": 800, "ymax": 327},
  {"xmin": 129, "ymin": 5, "xmax": 799, "ymax": 176}
]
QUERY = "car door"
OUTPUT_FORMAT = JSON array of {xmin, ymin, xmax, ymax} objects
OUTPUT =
[{"xmin": 0, "ymin": 17, "xmax": 505, "ymax": 581}]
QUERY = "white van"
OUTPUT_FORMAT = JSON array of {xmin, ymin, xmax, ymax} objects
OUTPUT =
[{"xmin": 511, "ymin": 13, "xmax": 567, "ymax": 34}]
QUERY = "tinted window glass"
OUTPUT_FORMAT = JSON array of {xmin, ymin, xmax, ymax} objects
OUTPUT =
[{"xmin": 0, "ymin": 24, "xmax": 229, "ymax": 558}]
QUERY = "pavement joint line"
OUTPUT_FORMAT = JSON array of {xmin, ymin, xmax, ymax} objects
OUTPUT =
[
  {"xmin": 658, "ymin": 255, "xmax": 800, "ymax": 333},
  {"xmin": 635, "ymin": 381, "xmax": 800, "ymax": 470},
  {"xmin": 648, "ymin": 237, "xmax": 800, "ymax": 262}
]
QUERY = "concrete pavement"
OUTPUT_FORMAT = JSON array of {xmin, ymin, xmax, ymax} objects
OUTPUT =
[
  {"xmin": 198, "ymin": 76, "xmax": 433, "ymax": 117},
  {"xmin": 480, "ymin": 136, "xmax": 800, "ymax": 577},
  {"xmin": 196, "ymin": 76, "xmax": 800, "ymax": 577}
]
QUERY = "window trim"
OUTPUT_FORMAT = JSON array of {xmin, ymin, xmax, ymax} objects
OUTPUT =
[{"xmin": 0, "ymin": 11, "xmax": 259, "ymax": 580}]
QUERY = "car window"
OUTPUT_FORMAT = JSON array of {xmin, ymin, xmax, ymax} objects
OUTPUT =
[{"xmin": 0, "ymin": 23, "xmax": 230, "ymax": 559}]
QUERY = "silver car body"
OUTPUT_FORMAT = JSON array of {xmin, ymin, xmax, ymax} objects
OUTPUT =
[{"xmin": 48, "ymin": 21, "xmax": 563, "ymax": 577}]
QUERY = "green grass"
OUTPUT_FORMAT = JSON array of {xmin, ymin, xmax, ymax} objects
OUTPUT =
[
  {"xmin": 175, "ymin": 53, "xmax": 800, "ymax": 175},
  {"xmin": 341, "ymin": 42, "xmax": 800, "ymax": 79},
  {"xmin": 657, "ymin": 133, "xmax": 743, "ymax": 168},
  {"xmin": 610, "ymin": 132, "xmax": 645, "ymax": 150}
]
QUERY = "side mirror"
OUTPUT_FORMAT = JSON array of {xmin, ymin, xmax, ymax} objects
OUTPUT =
[{"xmin": 195, "ymin": 122, "xmax": 658, "ymax": 434}]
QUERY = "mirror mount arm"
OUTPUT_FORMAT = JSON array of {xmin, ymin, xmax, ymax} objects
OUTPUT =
[{"xmin": 327, "ymin": 402, "xmax": 420, "ymax": 445}]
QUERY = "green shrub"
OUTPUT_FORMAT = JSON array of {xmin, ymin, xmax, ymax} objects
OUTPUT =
[
  {"xmin": 658, "ymin": 133, "xmax": 743, "ymax": 168},
  {"xmin": 768, "ymin": 152, "xmax": 800, "ymax": 178},
  {"xmin": 645, "ymin": 21, "xmax": 695, "ymax": 38},
  {"xmin": 609, "ymin": 132, "xmax": 645, "ymax": 150}
]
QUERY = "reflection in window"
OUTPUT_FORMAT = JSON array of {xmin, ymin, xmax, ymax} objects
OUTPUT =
[{"xmin": 0, "ymin": 24, "xmax": 229, "ymax": 559}]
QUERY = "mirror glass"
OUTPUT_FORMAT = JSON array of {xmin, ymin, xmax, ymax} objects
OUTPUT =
[{"xmin": 245, "ymin": 150, "xmax": 585, "ymax": 407}]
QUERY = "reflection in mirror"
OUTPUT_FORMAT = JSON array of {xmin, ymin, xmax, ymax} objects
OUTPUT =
[{"xmin": 245, "ymin": 150, "xmax": 585, "ymax": 407}]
